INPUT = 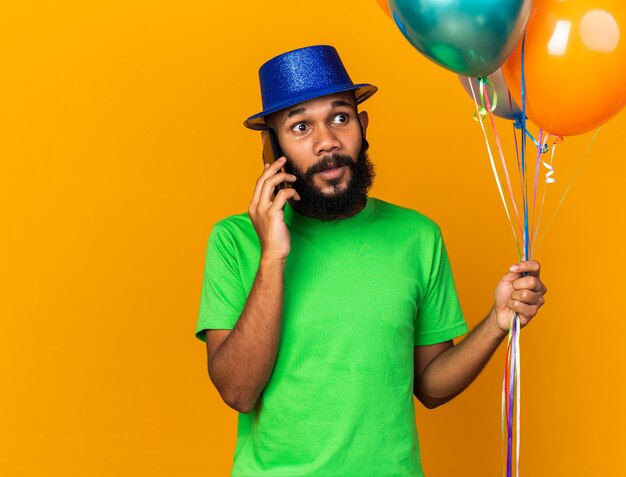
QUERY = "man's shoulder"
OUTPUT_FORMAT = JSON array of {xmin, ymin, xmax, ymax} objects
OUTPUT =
[
  {"xmin": 371, "ymin": 198, "xmax": 441, "ymax": 234},
  {"xmin": 209, "ymin": 211, "xmax": 256, "ymax": 243},
  {"xmin": 214, "ymin": 210, "xmax": 252, "ymax": 229}
]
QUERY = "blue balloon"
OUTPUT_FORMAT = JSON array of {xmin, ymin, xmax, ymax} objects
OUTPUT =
[{"xmin": 390, "ymin": 0, "xmax": 533, "ymax": 77}]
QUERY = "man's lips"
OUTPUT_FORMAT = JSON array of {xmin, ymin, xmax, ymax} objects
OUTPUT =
[{"xmin": 316, "ymin": 165, "xmax": 345, "ymax": 180}]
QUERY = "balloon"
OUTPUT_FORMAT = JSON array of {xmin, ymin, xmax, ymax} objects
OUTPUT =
[
  {"xmin": 459, "ymin": 68, "xmax": 523, "ymax": 121},
  {"xmin": 389, "ymin": 0, "xmax": 533, "ymax": 77},
  {"xmin": 376, "ymin": 0, "xmax": 392, "ymax": 20},
  {"xmin": 503, "ymin": 0, "xmax": 626, "ymax": 136}
]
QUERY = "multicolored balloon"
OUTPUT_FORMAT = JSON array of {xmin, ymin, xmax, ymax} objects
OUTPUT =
[
  {"xmin": 389, "ymin": 0, "xmax": 533, "ymax": 77},
  {"xmin": 459, "ymin": 68, "xmax": 523, "ymax": 121},
  {"xmin": 503, "ymin": 0, "xmax": 626, "ymax": 136}
]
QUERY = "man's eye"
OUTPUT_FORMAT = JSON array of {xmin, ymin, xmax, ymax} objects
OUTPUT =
[
  {"xmin": 332, "ymin": 113, "xmax": 349, "ymax": 124},
  {"xmin": 291, "ymin": 123, "xmax": 308, "ymax": 132}
]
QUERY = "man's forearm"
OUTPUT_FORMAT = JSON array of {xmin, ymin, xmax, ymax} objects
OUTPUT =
[
  {"xmin": 209, "ymin": 257, "xmax": 286, "ymax": 413},
  {"xmin": 416, "ymin": 308, "xmax": 507, "ymax": 408}
]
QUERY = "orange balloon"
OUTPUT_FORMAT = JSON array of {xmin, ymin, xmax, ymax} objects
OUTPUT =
[
  {"xmin": 376, "ymin": 0, "xmax": 393, "ymax": 20},
  {"xmin": 503, "ymin": 0, "xmax": 626, "ymax": 136}
]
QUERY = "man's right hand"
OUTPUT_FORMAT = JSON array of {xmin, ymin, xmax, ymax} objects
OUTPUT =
[
  {"xmin": 209, "ymin": 157, "xmax": 296, "ymax": 413},
  {"xmin": 248, "ymin": 156, "xmax": 300, "ymax": 262}
]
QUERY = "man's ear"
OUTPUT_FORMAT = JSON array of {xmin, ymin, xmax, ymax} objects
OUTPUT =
[
  {"xmin": 260, "ymin": 130, "xmax": 267, "ymax": 142},
  {"xmin": 358, "ymin": 110, "xmax": 369, "ymax": 137}
]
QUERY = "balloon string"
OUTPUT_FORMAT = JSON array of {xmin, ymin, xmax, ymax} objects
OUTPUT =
[
  {"xmin": 506, "ymin": 320, "xmax": 515, "ymax": 477},
  {"xmin": 501, "ymin": 346, "xmax": 508, "ymax": 477},
  {"xmin": 534, "ymin": 127, "xmax": 601, "ymax": 254},
  {"xmin": 503, "ymin": 32, "xmax": 528, "ymax": 477},
  {"xmin": 530, "ymin": 130, "xmax": 547, "ymax": 246},
  {"xmin": 512, "ymin": 122, "xmax": 526, "ymax": 208},
  {"xmin": 507, "ymin": 91, "xmax": 518, "ymax": 124},
  {"xmin": 514, "ymin": 119, "xmax": 549, "ymax": 154},
  {"xmin": 512, "ymin": 122, "xmax": 529, "ymax": 237},
  {"xmin": 480, "ymin": 79, "xmax": 524, "ymax": 248},
  {"xmin": 515, "ymin": 314, "xmax": 521, "ymax": 477},
  {"xmin": 531, "ymin": 139, "xmax": 559, "ymax": 257},
  {"xmin": 473, "ymin": 77, "xmax": 498, "ymax": 121},
  {"xmin": 480, "ymin": 77, "xmax": 499, "ymax": 112},
  {"xmin": 468, "ymin": 78, "xmax": 522, "ymax": 257},
  {"xmin": 509, "ymin": 93, "xmax": 523, "ymax": 178},
  {"xmin": 502, "ymin": 337, "xmax": 509, "ymax": 477},
  {"xmin": 503, "ymin": 312, "xmax": 519, "ymax": 477},
  {"xmin": 502, "ymin": 324, "xmax": 510, "ymax": 477}
]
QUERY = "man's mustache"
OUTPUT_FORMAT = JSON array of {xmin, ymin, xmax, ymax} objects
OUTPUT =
[{"xmin": 305, "ymin": 154, "xmax": 356, "ymax": 178}]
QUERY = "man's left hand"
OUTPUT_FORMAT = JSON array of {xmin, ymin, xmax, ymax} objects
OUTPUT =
[{"xmin": 492, "ymin": 260, "xmax": 547, "ymax": 334}]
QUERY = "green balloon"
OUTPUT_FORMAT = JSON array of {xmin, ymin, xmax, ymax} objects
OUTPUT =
[{"xmin": 390, "ymin": 0, "xmax": 533, "ymax": 77}]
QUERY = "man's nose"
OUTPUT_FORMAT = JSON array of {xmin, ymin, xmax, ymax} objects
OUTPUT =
[{"xmin": 313, "ymin": 125, "xmax": 341, "ymax": 155}]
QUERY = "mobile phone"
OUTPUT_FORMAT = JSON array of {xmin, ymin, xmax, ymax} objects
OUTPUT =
[{"xmin": 262, "ymin": 128, "xmax": 290, "ymax": 193}]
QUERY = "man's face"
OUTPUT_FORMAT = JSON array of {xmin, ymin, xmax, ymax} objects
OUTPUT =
[{"xmin": 266, "ymin": 91, "xmax": 374, "ymax": 220}]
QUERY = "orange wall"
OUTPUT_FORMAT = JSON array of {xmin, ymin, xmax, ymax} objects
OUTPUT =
[{"xmin": 1, "ymin": 1, "xmax": 625, "ymax": 475}]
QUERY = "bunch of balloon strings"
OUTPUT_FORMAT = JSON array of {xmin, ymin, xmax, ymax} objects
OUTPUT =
[{"xmin": 466, "ymin": 37, "xmax": 600, "ymax": 477}]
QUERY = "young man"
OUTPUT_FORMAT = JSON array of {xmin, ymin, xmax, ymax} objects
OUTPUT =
[{"xmin": 196, "ymin": 45, "xmax": 546, "ymax": 476}]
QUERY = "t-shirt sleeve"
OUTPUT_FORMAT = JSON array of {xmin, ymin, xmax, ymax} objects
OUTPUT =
[
  {"xmin": 195, "ymin": 223, "xmax": 247, "ymax": 342},
  {"xmin": 414, "ymin": 230, "xmax": 468, "ymax": 345}
]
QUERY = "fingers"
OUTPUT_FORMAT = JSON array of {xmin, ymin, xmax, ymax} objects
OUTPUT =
[
  {"xmin": 259, "ymin": 171, "xmax": 297, "ymax": 207},
  {"xmin": 508, "ymin": 265, "xmax": 547, "ymax": 320},
  {"xmin": 509, "ymin": 260, "xmax": 541, "ymax": 276},
  {"xmin": 511, "ymin": 288, "xmax": 545, "ymax": 305},
  {"xmin": 494, "ymin": 259, "xmax": 547, "ymax": 327},
  {"xmin": 500, "ymin": 260, "xmax": 542, "ymax": 284},
  {"xmin": 510, "ymin": 275, "xmax": 547, "ymax": 310},
  {"xmin": 507, "ymin": 299, "xmax": 542, "ymax": 321},
  {"xmin": 513, "ymin": 275, "xmax": 546, "ymax": 293},
  {"xmin": 250, "ymin": 157, "xmax": 299, "ymax": 213},
  {"xmin": 270, "ymin": 187, "xmax": 301, "ymax": 212},
  {"xmin": 251, "ymin": 157, "xmax": 288, "ymax": 207}
]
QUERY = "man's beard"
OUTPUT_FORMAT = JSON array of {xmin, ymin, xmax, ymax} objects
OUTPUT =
[{"xmin": 283, "ymin": 138, "xmax": 375, "ymax": 221}]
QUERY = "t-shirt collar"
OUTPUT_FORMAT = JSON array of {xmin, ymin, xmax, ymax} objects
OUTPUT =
[{"xmin": 283, "ymin": 196, "xmax": 377, "ymax": 232}]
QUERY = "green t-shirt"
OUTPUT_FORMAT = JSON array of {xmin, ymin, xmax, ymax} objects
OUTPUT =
[{"xmin": 196, "ymin": 197, "xmax": 468, "ymax": 477}]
